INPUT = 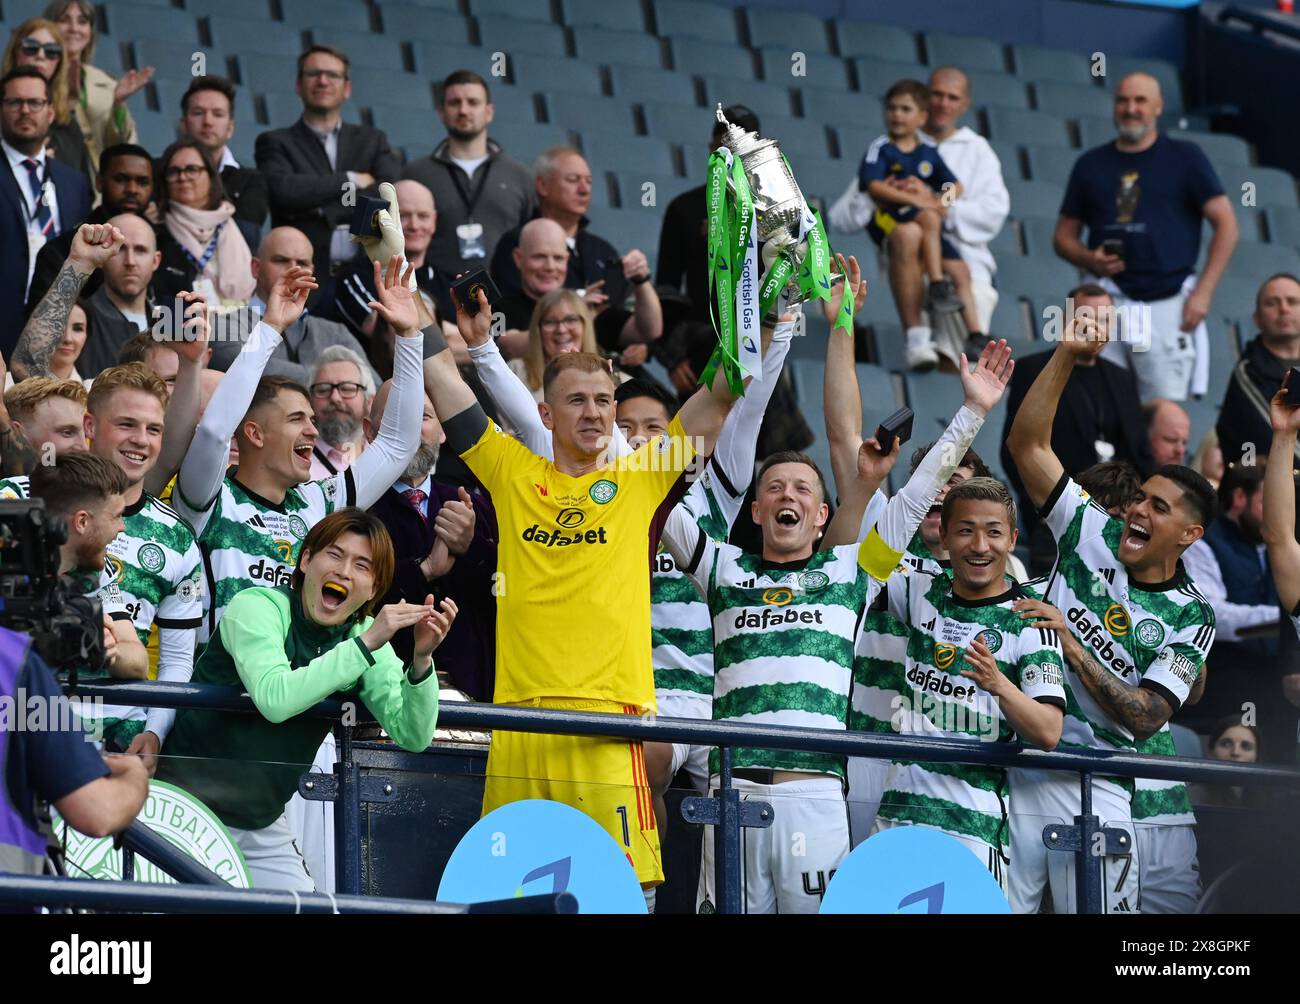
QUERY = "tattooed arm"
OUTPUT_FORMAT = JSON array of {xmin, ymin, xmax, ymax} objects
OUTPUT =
[{"xmin": 12, "ymin": 225, "xmax": 126, "ymax": 382}]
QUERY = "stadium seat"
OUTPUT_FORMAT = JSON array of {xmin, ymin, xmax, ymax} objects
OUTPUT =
[
  {"xmin": 378, "ymin": 0, "xmax": 459, "ymax": 7},
  {"xmin": 152, "ymin": 77, "xmax": 257, "ymax": 127},
  {"xmin": 590, "ymin": 208, "xmax": 663, "ymax": 265},
  {"xmin": 990, "ymin": 289, "xmax": 1034, "ymax": 342},
  {"xmin": 1033, "ymin": 80, "xmax": 1113, "ymax": 120},
  {"xmin": 1217, "ymin": 164, "xmax": 1299, "ymax": 210},
  {"xmin": 412, "ymin": 41, "xmax": 489, "ymax": 80},
  {"xmin": 1267, "ymin": 206, "xmax": 1300, "ymax": 245},
  {"xmin": 995, "ymin": 256, "xmax": 1080, "ymax": 311},
  {"xmin": 281, "ymin": 0, "xmax": 372, "ymax": 32},
  {"xmin": 205, "ymin": 17, "xmax": 305, "ymax": 58},
  {"xmin": 614, "ymin": 171, "xmax": 695, "ymax": 212},
  {"xmin": 1005, "ymin": 179, "xmax": 1066, "ymax": 220},
  {"xmin": 962, "ymin": 70, "xmax": 1030, "ymax": 112},
  {"xmin": 469, "ymin": 0, "xmax": 555, "ymax": 23},
  {"xmin": 989, "ymin": 141, "xmax": 1023, "ymax": 180},
  {"xmin": 492, "ymin": 121, "xmax": 572, "ymax": 166},
  {"xmin": 1103, "ymin": 56, "xmax": 1184, "ymax": 115},
  {"xmin": 754, "ymin": 114, "xmax": 833, "ymax": 159},
  {"xmin": 1170, "ymin": 723, "xmax": 1203, "ymax": 759},
  {"xmin": 310, "ymin": 29, "xmax": 408, "ymax": 70},
  {"xmin": 642, "ymin": 102, "xmax": 716, "ymax": 146},
  {"xmin": 349, "ymin": 67, "xmax": 436, "ymax": 111},
  {"xmin": 924, "ymin": 31, "xmax": 1007, "ymax": 74},
  {"xmin": 701, "ymin": 77, "xmax": 793, "ymax": 120},
  {"xmin": 652, "ymin": 0, "xmax": 740, "ymax": 44},
  {"xmin": 571, "ymin": 27, "xmax": 664, "ymax": 70},
  {"xmin": 506, "ymin": 54, "xmax": 602, "ymax": 93},
  {"xmin": 132, "ymin": 110, "xmax": 178, "ymax": 155},
  {"xmin": 904, "ymin": 369, "xmax": 968, "ymax": 441},
  {"xmin": 587, "ymin": 172, "xmax": 615, "ymax": 211},
  {"xmin": 1173, "ymin": 129, "xmax": 1252, "ymax": 168},
  {"xmin": 1075, "ymin": 115, "xmax": 1116, "ymax": 149},
  {"xmin": 1223, "ymin": 206, "xmax": 1266, "ymax": 243},
  {"xmin": 797, "ymin": 86, "xmax": 884, "ymax": 132},
  {"xmin": 562, "ymin": 0, "xmax": 645, "ymax": 31},
  {"xmin": 1011, "ymin": 43, "xmax": 1098, "ymax": 86},
  {"xmin": 100, "ymin": 3, "xmax": 199, "ymax": 44},
  {"xmin": 746, "ymin": 9, "xmax": 832, "ymax": 55},
  {"xmin": 776, "ymin": 157, "xmax": 851, "ymax": 205},
  {"xmin": 835, "ymin": 20, "xmax": 919, "ymax": 63},
  {"xmin": 133, "ymin": 42, "xmax": 226, "ymax": 86},
  {"xmin": 756, "ymin": 48, "xmax": 850, "ymax": 91},
  {"xmin": 1024, "ymin": 145, "xmax": 1080, "ymax": 186},
  {"xmin": 368, "ymin": 105, "xmax": 441, "ymax": 153},
  {"xmin": 988, "ymin": 222, "xmax": 1021, "ymax": 258},
  {"xmin": 186, "ymin": 0, "xmax": 276, "ymax": 17},
  {"xmin": 481, "ymin": 87, "xmax": 540, "ymax": 124},
  {"xmin": 478, "ymin": 20, "xmax": 568, "ymax": 59},
  {"xmin": 1202, "ymin": 317, "xmax": 1240, "ymax": 393},
  {"xmin": 851, "ymin": 58, "xmax": 930, "ymax": 102},
  {"xmin": 374, "ymin": 6, "xmax": 472, "ymax": 43},
  {"xmin": 544, "ymin": 92, "xmax": 636, "ymax": 134},
  {"xmin": 672, "ymin": 38, "xmax": 757, "ymax": 81},
  {"xmin": 1224, "ymin": 241, "xmax": 1300, "ymax": 282},
  {"xmin": 580, "ymin": 133, "xmax": 676, "ymax": 176},
  {"xmin": 678, "ymin": 143, "xmax": 714, "ymax": 180},
  {"xmin": 869, "ymin": 321, "xmax": 906, "ymax": 372},
  {"xmin": 984, "ymin": 107, "xmax": 1071, "ymax": 149},
  {"xmin": 1018, "ymin": 216, "xmax": 1059, "ymax": 258},
  {"xmin": 235, "ymin": 52, "xmax": 300, "ymax": 94},
  {"xmin": 1212, "ymin": 277, "xmax": 1263, "ymax": 322},
  {"xmin": 609, "ymin": 66, "xmax": 697, "ymax": 107}
]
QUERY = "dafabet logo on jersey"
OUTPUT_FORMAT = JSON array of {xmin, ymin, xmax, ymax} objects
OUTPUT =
[{"xmin": 1066, "ymin": 604, "xmax": 1135, "ymax": 677}]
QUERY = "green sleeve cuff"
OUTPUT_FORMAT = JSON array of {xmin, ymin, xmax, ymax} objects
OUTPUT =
[{"xmin": 353, "ymin": 636, "xmax": 376, "ymax": 665}]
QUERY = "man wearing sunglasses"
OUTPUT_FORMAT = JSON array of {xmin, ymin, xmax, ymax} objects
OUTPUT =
[{"xmin": 0, "ymin": 66, "xmax": 91, "ymax": 356}]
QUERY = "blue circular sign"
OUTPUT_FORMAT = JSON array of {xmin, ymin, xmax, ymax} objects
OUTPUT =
[
  {"xmin": 437, "ymin": 799, "xmax": 647, "ymax": 913},
  {"xmin": 820, "ymin": 827, "xmax": 1011, "ymax": 914}
]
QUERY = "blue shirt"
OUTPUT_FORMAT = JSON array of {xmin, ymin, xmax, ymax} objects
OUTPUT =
[
  {"xmin": 858, "ymin": 134, "xmax": 959, "ymax": 223},
  {"xmin": 1060, "ymin": 134, "xmax": 1224, "ymax": 301}
]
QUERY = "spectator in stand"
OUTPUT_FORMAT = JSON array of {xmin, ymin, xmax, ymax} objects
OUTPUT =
[
  {"xmin": 0, "ymin": 66, "xmax": 91, "ymax": 356},
  {"xmin": 1191, "ymin": 715, "xmax": 1262, "ymax": 807},
  {"xmin": 255, "ymin": 45, "xmax": 400, "ymax": 278},
  {"xmin": 1192, "ymin": 429, "xmax": 1225, "ymax": 490},
  {"xmin": 491, "ymin": 145, "xmax": 661, "ymax": 355},
  {"xmin": 178, "ymin": 74, "xmax": 268, "ymax": 228},
  {"xmin": 44, "ymin": 1, "xmax": 151, "ymax": 182},
  {"xmin": 3, "ymin": 19, "xmax": 92, "ymax": 183},
  {"xmin": 1145, "ymin": 398, "xmax": 1191, "ymax": 466},
  {"xmin": 307, "ymin": 345, "xmax": 374, "ymax": 480},
  {"xmin": 1001, "ymin": 284, "xmax": 1153, "ymax": 542},
  {"xmin": 1054, "ymin": 72, "xmax": 1238, "ymax": 402},
  {"xmin": 209, "ymin": 226, "xmax": 374, "ymax": 387},
  {"xmin": 117, "ymin": 329, "xmax": 185, "ymax": 394},
  {"xmin": 495, "ymin": 217, "xmax": 570, "ymax": 355},
  {"xmin": 1218, "ymin": 273, "xmax": 1300, "ymax": 470},
  {"xmin": 27, "ymin": 142, "xmax": 151, "ymax": 311},
  {"xmin": 508, "ymin": 289, "xmax": 630, "ymax": 406},
  {"xmin": 75, "ymin": 213, "xmax": 160, "ymax": 377},
  {"xmin": 366, "ymin": 381, "xmax": 497, "ymax": 700},
  {"xmin": 401, "ymin": 69, "xmax": 533, "ymax": 278},
  {"xmin": 153, "ymin": 138, "xmax": 258, "ymax": 309}
]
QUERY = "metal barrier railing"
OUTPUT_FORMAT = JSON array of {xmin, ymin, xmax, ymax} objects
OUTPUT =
[{"xmin": 65, "ymin": 680, "xmax": 1300, "ymax": 914}]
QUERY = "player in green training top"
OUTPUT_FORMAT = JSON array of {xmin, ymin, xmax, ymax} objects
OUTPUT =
[
  {"xmin": 1007, "ymin": 314, "xmax": 1216, "ymax": 914},
  {"xmin": 872, "ymin": 477, "xmax": 1065, "ymax": 893}
]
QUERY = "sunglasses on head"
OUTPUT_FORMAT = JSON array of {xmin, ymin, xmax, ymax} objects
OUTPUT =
[{"xmin": 20, "ymin": 39, "xmax": 62, "ymax": 60}]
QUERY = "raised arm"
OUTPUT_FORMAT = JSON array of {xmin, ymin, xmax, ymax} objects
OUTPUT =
[
  {"xmin": 423, "ymin": 288, "xmax": 488, "ymax": 428},
  {"xmin": 146, "ymin": 292, "xmax": 211, "ymax": 496},
  {"xmin": 821, "ymin": 254, "xmax": 870, "ymax": 504},
  {"xmin": 1005, "ymin": 316, "xmax": 1104, "ymax": 509},
  {"xmin": 1264, "ymin": 378, "xmax": 1300, "ymax": 612},
  {"xmin": 12, "ymin": 224, "xmax": 125, "ymax": 381},
  {"xmin": 465, "ymin": 332, "xmax": 553, "ymax": 459},
  {"xmin": 676, "ymin": 316, "xmax": 778, "ymax": 459}
]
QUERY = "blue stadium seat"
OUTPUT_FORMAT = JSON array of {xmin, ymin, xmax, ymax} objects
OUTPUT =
[
  {"xmin": 411, "ymin": 41, "xmax": 488, "ymax": 80},
  {"xmin": 206, "ymin": 17, "xmax": 304, "ymax": 58},
  {"xmin": 1018, "ymin": 216, "xmax": 1059, "ymax": 258},
  {"xmin": 375, "ymin": 6, "xmax": 472, "ymax": 44},
  {"xmin": 868, "ymin": 321, "xmax": 906, "ymax": 373},
  {"xmin": 1075, "ymin": 115, "xmax": 1115, "ymax": 149},
  {"xmin": 988, "ymin": 222, "xmax": 1021, "ymax": 258},
  {"xmin": 615, "ymin": 171, "xmax": 695, "ymax": 211},
  {"xmin": 562, "ymin": 0, "xmax": 645, "ymax": 31},
  {"xmin": 580, "ymin": 133, "xmax": 676, "ymax": 176},
  {"xmin": 1267, "ymin": 206, "xmax": 1300, "ymax": 245},
  {"xmin": 989, "ymin": 141, "xmax": 1023, "ymax": 180},
  {"xmin": 609, "ymin": 65, "xmax": 697, "ymax": 106},
  {"xmin": 1219, "ymin": 165, "xmax": 1299, "ymax": 211},
  {"xmin": 132, "ymin": 110, "xmax": 178, "ymax": 155},
  {"xmin": 778, "ymin": 157, "xmax": 851, "ymax": 204},
  {"xmin": 153, "ymin": 77, "xmax": 257, "ymax": 127},
  {"xmin": 478, "ymin": 20, "xmax": 568, "ymax": 59},
  {"xmin": 1173, "ymin": 129, "xmax": 1252, "ymax": 167},
  {"xmin": 758, "ymin": 114, "xmax": 832, "ymax": 159},
  {"xmin": 924, "ymin": 31, "xmax": 1006, "ymax": 73},
  {"xmin": 1102, "ymin": 56, "xmax": 1184, "ymax": 115},
  {"xmin": 851, "ymin": 58, "xmax": 930, "ymax": 102},
  {"xmin": 672, "ymin": 38, "xmax": 756, "ymax": 81},
  {"xmin": 642, "ymin": 103, "xmax": 715, "ymax": 146},
  {"xmin": 349, "ymin": 67, "xmax": 436, "ymax": 111},
  {"xmin": 1033, "ymin": 80, "xmax": 1113, "ymax": 120},
  {"xmin": 591, "ymin": 208, "xmax": 663, "ymax": 265},
  {"xmin": 701, "ymin": 77, "xmax": 792, "ymax": 120},
  {"xmin": 491, "ymin": 121, "xmax": 571, "ymax": 166},
  {"xmin": 835, "ymin": 20, "xmax": 919, "ymax": 62},
  {"xmin": 962, "ymin": 70, "xmax": 1030, "ymax": 112},
  {"xmin": 186, "ymin": 0, "xmax": 275, "ymax": 17},
  {"xmin": 378, "ymin": 0, "xmax": 459, "ymax": 7},
  {"xmin": 368, "ymin": 105, "xmax": 441, "ymax": 153},
  {"xmin": 469, "ymin": 0, "xmax": 554, "ymax": 23},
  {"xmin": 572, "ymin": 27, "xmax": 664, "ymax": 69},
  {"xmin": 995, "ymin": 256, "xmax": 1080, "ymax": 311},
  {"xmin": 544, "ymin": 92, "xmax": 637, "ymax": 134},
  {"xmin": 797, "ymin": 86, "xmax": 884, "ymax": 132},
  {"xmin": 757, "ymin": 48, "xmax": 849, "ymax": 91},
  {"xmin": 990, "ymin": 290, "xmax": 1034, "ymax": 342},
  {"xmin": 507, "ymin": 54, "xmax": 602, "ymax": 93},
  {"xmin": 133, "ymin": 41, "xmax": 226, "ymax": 85},
  {"xmin": 100, "ymin": 3, "xmax": 199, "ymax": 43},
  {"xmin": 1024, "ymin": 145, "xmax": 1080, "ymax": 186},
  {"xmin": 984, "ymin": 107, "xmax": 1071, "ymax": 148},
  {"xmin": 1011, "ymin": 43, "xmax": 1096, "ymax": 86},
  {"xmin": 1224, "ymin": 241, "xmax": 1300, "ymax": 282},
  {"xmin": 857, "ymin": 363, "xmax": 904, "ymax": 424},
  {"xmin": 904, "ymin": 369, "xmax": 968, "ymax": 440},
  {"xmin": 236, "ymin": 52, "xmax": 299, "ymax": 94},
  {"xmin": 652, "ymin": 0, "xmax": 740, "ymax": 43},
  {"xmin": 678, "ymin": 143, "xmax": 713, "ymax": 180},
  {"xmin": 281, "ymin": 0, "xmax": 372, "ymax": 31},
  {"xmin": 90, "ymin": 40, "xmax": 126, "ymax": 77},
  {"xmin": 310, "ymin": 29, "xmax": 407, "ymax": 70},
  {"xmin": 746, "ymin": 9, "xmax": 831, "ymax": 54},
  {"xmin": 482, "ymin": 87, "xmax": 541, "ymax": 124},
  {"xmin": 1006, "ymin": 179, "xmax": 1065, "ymax": 219}
]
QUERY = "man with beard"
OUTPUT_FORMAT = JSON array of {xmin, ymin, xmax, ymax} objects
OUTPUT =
[
  {"xmin": 365, "ymin": 382, "xmax": 497, "ymax": 701},
  {"xmin": 307, "ymin": 345, "xmax": 374, "ymax": 480}
]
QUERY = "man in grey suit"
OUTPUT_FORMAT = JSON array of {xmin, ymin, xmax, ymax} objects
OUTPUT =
[
  {"xmin": 209, "ymin": 226, "xmax": 377, "ymax": 388},
  {"xmin": 254, "ymin": 45, "xmax": 400, "ymax": 278}
]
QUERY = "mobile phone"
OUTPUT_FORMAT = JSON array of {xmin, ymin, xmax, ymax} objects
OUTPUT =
[
  {"xmin": 1101, "ymin": 238, "xmax": 1125, "ymax": 259},
  {"xmin": 1287, "ymin": 366, "xmax": 1300, "ymax": 407},
  {"xmin": 601, "ymin": 258, "xmax": 629, "ymax": 308},
  {"xmin": 450, "ymin": 269, "xmax": 500, "ymax": 317},
  {"xmin": 874, "ymin": 406, "xmax": 914, "ymax": 455},
  {"xmin": 349, "ymin": 195, "xmax": 390, "ymax": 238}
]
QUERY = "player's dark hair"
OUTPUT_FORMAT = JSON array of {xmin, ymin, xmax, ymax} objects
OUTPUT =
[
  {"xmin": 439, "ymin": 69, "xmax": 491, "ymax": 104},
  {"xmin": 180, "ymin": 74, "xmax": 236, "ymax": 116},
  {"xmin": 294, "ymin": 508, "xmax": 395, "ymax": 619},
  {"xmin": 1255, "ymin": 272, "xmax": 1300, "ymax": 312},
  {"xmin": 1076, "ymin": 461, "xmax": 1142, "ymax": 514},
  {"xmin": 1154, "ymin": 464, "xmax": 1218, "ymax": 527},
  {"xmin": 908, "ymin": 442, "xmax": 991, "ymax": 479},
  {"xmin": 1067, "ymin": 282, "xmax": 1111, "ymax": 301},
  {"xmin": 940, "ymin": 476, "xmax": 1017, "ymax": 531},
  {"xmin": 297, "ymin": 44, "xmax": 349, "ymax": 79},
  {"xmin": 1, "ymin": 66, "xmax": 51, "ymax": 101},
  {"xmin": 1209, "ymin": 714, "xmax": 1263, "ymax": 763},
  {"xmin": 884, "ymin": 79, "xmax": 929, "ymax": 108},
  {"xmin": 1216, "ymin": 461, "xmax": 1266, "ymax": 514},
  {"xmin": 31, "ymin": 450, "xmax": 129, "ymax": 519},
  {"xmin": 614, "ymin": 378, "xmax": 678, "ymax": 418},
  {"xmin": 757, "ymin": 450, "xmax": 827, "ymax": 503},
  {"xmin": 239, "ymin": 375, "xmax": 311, "ymax": 447},
  {"xmin": 98, "ymin": 142, "xmax": 153, "ymax": 178}
]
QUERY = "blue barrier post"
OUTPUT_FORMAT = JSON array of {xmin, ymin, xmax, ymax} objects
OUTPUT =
[
  {"xmin": 716, "ymin": 747, "xmax": 740, "ymax": 914},
  {"xmin": 1077, "ymin": 772, "xmax": 1102, "ymax": 915},
  {"xmin": 334, "ymin": 721, "xmax": 362, "ymax": 896}
]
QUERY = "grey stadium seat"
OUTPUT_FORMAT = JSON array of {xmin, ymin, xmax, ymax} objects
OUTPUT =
[
  {"xmin": 1211, "ymin": 278, "xmax": 1263, "ymax": 323},
  {"xmin": 580, "ymin": 133, "xmax": 676, "ymax": 176},
  {"xmin": 989, "ymin": 141, "xmax": 1024, "ymax": 180},
  {"xmin": 1033, "ymin": 80, "xmax": 1113, "ymax": 120},
  {"xmin": 615, "ymin": 171, "xmax": 695, "ymax": 211},
  {"xmin": 1012, "ymin": 44, "xmax": 1097, "ymax": 86},
  {"xmin": 562, "ymin": 0, "xmax": 645, "ymax": 31},
  {"xmin": 798, "ymin": 87, "xmax": 884, "ymax": 132},
  {"xmin": 701, "ymin": 78, "xmax": 792, "ymax": 120},
  {"xmin": 1224, "ymin": 242, "xmax": 1300, "ymax": 282},
  {"xmin": 1173, "ymin": 129, "xmax": 1252, "ymax": 168},
  {"xmin": 990, "ymin": 290, "xmax": 1035, "ymax": 343},
  {"xmin": 545, "ymin": 92, "xmax": 637, "ymax": 134},
  {"xmin": 477, "ymin": 20, "xmax": 569, "ymax": 59},
  {"xmin": 152, "ymin": 77, "xmax": 256, "ymax": 127},
  {"xmin": 1018, "ymin": 216, "xmax": 1060, "ymax": 258},
  {"xmin": 310, "ymin": 29, "xmax": 407, "ymax": 70},
  {"xmin": 349, "ymin": 67, "xmax": 437, "ymax": 111},
  {"xmin": 412, "ymin": 41, "xmax": 488, "ymax": 80},
  {"xmin": 281, "ymin": 0, "xmax": 372, "ymax": 31},
  {"xmin": 1025, "ymin": 145, "xmax": 1081, "ymax": 186},
  {"xmin": 904, "ymin": 370, "xmax": 968, "ymax": 440},
  {"xmin": 236, "ymin": 52, "xmax": 301, "ymax": 94},
  {"xmin": 924, "ymin": 31, "xmax": 1007, "ymax": 74},
  {"xmin": 1267, "ymin": 207, "xmax": 1300, "ymax": 246},
  {"xmin": 756, "ymin": 114, "xmax": 833, "ymax": 160},
  {"xmin": 506, "ymin": 54, "xmax": 602, "ymax": 93},
  {"xmin": 984, "ymin": 107, "xmax": 1072, "ymax": 149},
  {"xmin": 995, "ymin": 256, "xmax": 1081, "ymax": 311},
  {"xmin": 642, "ymin": 103, "xmax": 715, "ymax": 146},
  {"xmin": 133, "ymin": 41, "xmax": 226, "ymax": 86},
  {"xmin": 653, "ymin": 0, "xmax": 740, "ymax": 44},
  {"xmin": 368, "ymin": 105, "xmax": 441, "ymax": 153},
  {"xmin": 262, "ymin": 92, "xmax": 363, "ymax": 129},
  {"xmin": 1075, "ymin": 115, "xmax": 1117, "ymax": 149},
  {"xmin": 100, "ymin": 3, "xmax": 199, "ymax": 43},
  {"xmin": 470, "ymin": 0, "xmax": 554, "ymax": 21},
  {"xmin": 591, "ymin": 208, "xmax": 663, "ymax": 263},
  {"xmin": 962, "ymin": 70, "xmax": 1030, "ymax": 112},
  {"xmin": 132, "ymin": 110, "xmax": 178, "ymax": 155},
  {"xmin": 186, "ymin": 0, "xmax": 276, "ymax": 16},
  {"xmin": 988, "ymin": 223, "xmax": 1021, "ymax": 259},
  {"xmin": 1102, "ymin": 56, "xmax": 1184, "ymax": 115},
  {"xmin": 610, "ymin": 66, "xmax": 697, "ymax": 107},
  {"xmin": 672, "ymin": 38, "xmax": 757, "ymax": 81},
  {"xmin": 835, "ymin": 20, "xmax": 919, "ymax": 63},
  {"xmin": 477, "ymin": 87, "xmax": 540, "ymax": 125},
  {"xmin": 374, "ymin": 6, "xmax": 472, "ymax": 44},
  {"xmin": 1006, "ymin": 179, "xmax": 1066, "ymax": 219},
  {"xmin": 852, "ymin": 59, "xmax": 930, "ymax": 102},
  {"xmin": 1220, "ymin": 165, "xmax": 1299, "ymax": 211},
  {"xmin": 757, "ymin": 48, "xmax": 850, "ymax": 92},
  {"xmin": 746, "ymin": 9, "xmax": 832, "ymax": 54},
  {"xmin": 572, "ymin": 27, "xmax": 664, "ymax": 70},
  {"xmin": 492, "ymin": 122, "xmax": 573, "ymax": 167},
  {"xmin": 205, "ymin": 17, "xmax": 303, "ymax": 58}
]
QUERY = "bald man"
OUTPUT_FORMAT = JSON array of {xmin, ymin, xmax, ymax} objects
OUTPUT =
[
  {"xmin": 206, "ymin": 225, "xmax": 378, "ymax": 387},
  {"xmin": 76, "ymin": 214, "xmax": 163, "ymax": 377},
  {"xmin": 1055, "ymin": 71, "xmax": 1238, "ymax": 403}
]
